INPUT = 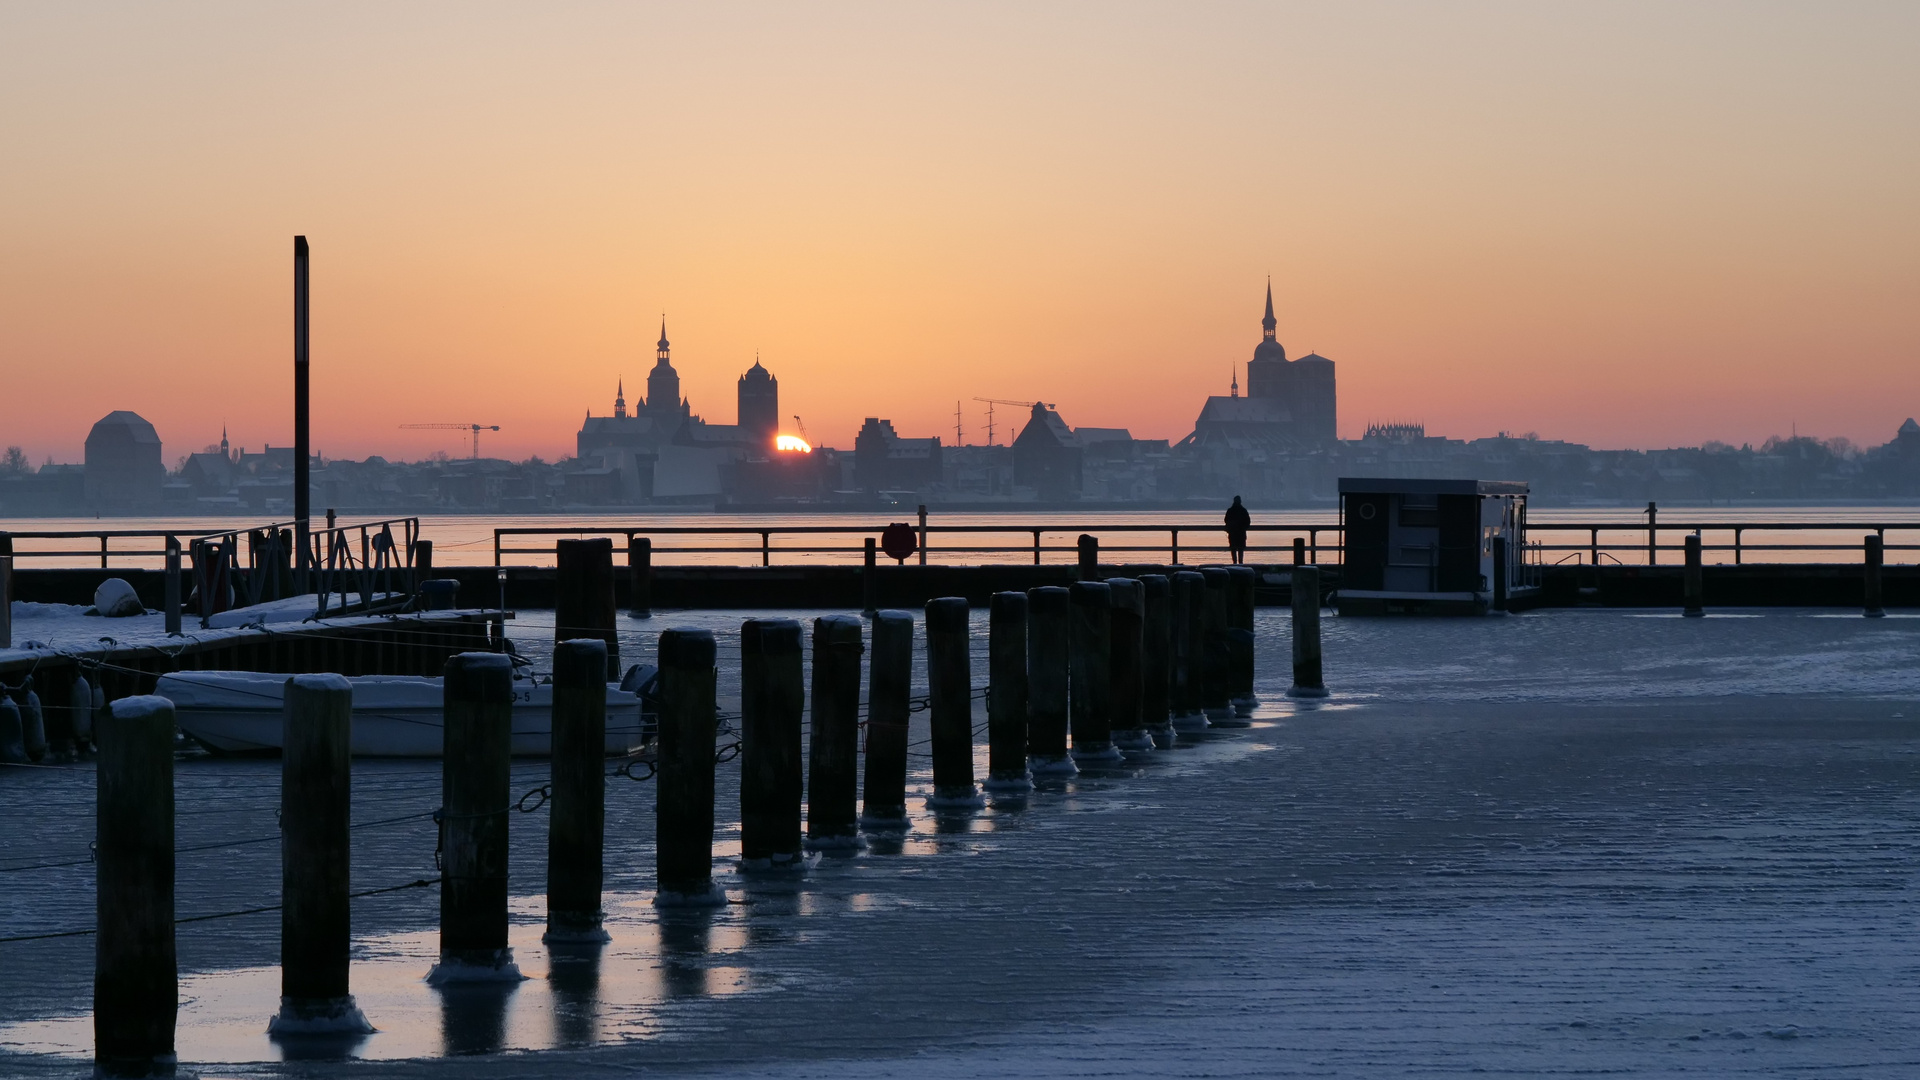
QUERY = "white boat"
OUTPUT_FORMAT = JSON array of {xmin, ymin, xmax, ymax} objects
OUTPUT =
[{"xmin": 158, "ymin": 670, "xmax": 651, "ymax": 757}]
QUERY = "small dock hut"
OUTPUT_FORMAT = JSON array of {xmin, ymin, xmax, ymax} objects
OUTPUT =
[{"xmin": 1336, "ymin": 477, "xmax": 1536, "ymax": 614}]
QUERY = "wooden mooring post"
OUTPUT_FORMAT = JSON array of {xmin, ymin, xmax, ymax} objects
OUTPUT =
[
  {"xmin": 861, "ymin": 611, "xmax": 913, "ymax": 825},
  {"xmin": 1170, "ymin": 570, "xmax": 1207, "ymax": 730},
  {"xmin": 1864, "ymin": 534, "xmax": 1885, "ymax": 618},
  {"xmin": 862, "ymin": 537, "xmax": 879, "ymax": 617},
  {"xmin": 1287, "ymin": 566, "xmax": 1328, "ymax": 698},
  {"xmin": 547, "ymin": 639, "xmax": 610, "ymax": 940},
  {"xmin": 430, "ymin": 653, "xmax": 520, "ymax": 983},
  {"xmin": 0, "ymin": 531, "xmax": 11, "ymax": 649},
  {"xmin": 1226, "ymin": 565, "xmax": 1256, "ymax": 716},
  {"xmin": 1076, "ymin": 534, "xmax": 1098, "ymax": 580},
  {"xmin": 809, "ymin": 616, "xmax": 864, "ymax": 845},
  {"xmin": 1026, "ymin": 586, "xmax": 1074, "ymax": 774},
  {"xmin": 1683, "ymin": 533, "xmax": 1704, "ymax": 618},
  {"xmin": 94, "ymin": 695, "xmax": 176, "ymax": 1078},
  {"xmin": 1068, "ymin": 580, "xmax": 1117, "ymax": 761},
  {"xmin": 656, "ymin": 629, "xmax": 722, "ymax": 904},
  {"xmin": 556, "ymin": 538, "xmax": 620, "ymax": 680},
  {"xmin": 741, "ymin": 620, "xmax": 805, "ymax": 866},
  {"xmin": 1199, "ymin": 568, "xmax": 1232, "ymax": 720},
  {"xmin": 1107, "ymin": 577, "xmax": 1150, "ymax": 750},
  {"xmin": 986, "ymin": 591, "xmax": 1031, "ymax": 790},
  {"xmin": 925, "ymin": 597, "xmax": 980, "ymax": 804},
  {"xmin": 271, "ymin": 674, "xmax": 373, "ymax": 1035},
  {"xmin": 1140, "ymin": 573, "xmax": 1173, "ymax": 742}
]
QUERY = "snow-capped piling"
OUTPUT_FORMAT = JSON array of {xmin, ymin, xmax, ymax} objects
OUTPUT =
[
  {"xmin": 272, "ymin": 674, "xmax": 373, "ymax": 1035},
  {"xmin": 740, "ymin": 620, "xmax": 805, "ymax": 866},
  {"xmin": 555, "ymin": 538, "xmax": 620, "ymax": 680},
  {"xmin": 1139, "ymin": 574, "xmax": 1173, "ymax": 740},
  {"xmin": 655, "ymin": 630, "xmax": 721, "ymax": 905},
  {"xmin": 809, "ymin": 616, "xmax": 865, "ymax": 844},
  {"xmin": 862, "ymin": 611, "xmax": 913, "ymax": 824},
  {"xmin": 628, "ymin": 536, "xmax": 653, "ymax": 619},
  {"xmin": 430, "ymin": 653, "xmax": 521, "ymax": 982},
  {"xmin": 1683, "ymin": 534, "xmax": 1704, "ymax": 617},
  {"xmin": 1864, "ymin": 534, "xmax": 1885, "ymax": 618},
  {"xmin": 1068, "ymin": 581, "xmax": 1118, "ymax": 761},
  {"xmin": 1287, "ymin": 566, "xmax": 1328, "ymax": 698},
  {"xmin": 987, "ymin": 591, "xmax": 1032, "ymax": 790},
  {"xmin": 1170, "ymin": 571, "xmax": 1207, "ymax": 730},
  {"xmin": 163, "ymin": 536, "xmax": 182, "ymax": 636},
  {"xmin": 1025, "ymin": 586, "xmax": 1074, "ymax": 774},
  {"xmin": 1199, "ymin": 568, "xmax": 1232, "ymax": 719},
  {"xmin": 94, "ymin": 695, "xmax": 177, "ymax": 1078},
  {"xmin": 1226, "ymin": 566, "xmax": 1257, "ymax": 716},
  {"xmin": 925, "ymin": 597, "xmax": 981, "ymax": 803},
  {"xmin": 547, "ymin": 639, "xmax": 610, "ymax": 940},
  {"xmin": 1106, "ymin": 578, "xmax": 1150, "ymax": 750}
]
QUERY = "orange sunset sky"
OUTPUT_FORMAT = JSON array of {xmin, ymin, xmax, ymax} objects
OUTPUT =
[{"xmin": 2, "ymin": 2, "xmax": 1916, "ymax": 466}]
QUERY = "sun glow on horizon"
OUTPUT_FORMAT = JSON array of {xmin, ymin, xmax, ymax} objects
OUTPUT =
[{"xmin": 775, "ymin": 434, "xmax": 813, "ymax": 454}]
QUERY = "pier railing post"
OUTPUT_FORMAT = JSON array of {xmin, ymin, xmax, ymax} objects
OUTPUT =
[
  {"xmin": 1076, "ymin": 534, "xmax": 1099, "ymax": 580},
  {"xmin": 1683, "ymin": 533, "xmax": 1704, "ymax": 618},
  {"xmin": 547, "ymin": 639, "xmax": 610, "ymax": 940},
  {"xmin": 1026, "ymin": 586, "xmax": 1073, "ymax": 774},
  {"xmin": 1293, "ymin": 537, "xmax": 1305, "ymax": 565},
  {"xmin": 0, "ymin": 531, "xmax": 11, "ymax": 649},
  {"xmin": 94, "ymin": 695, "xmax": 177, "ymax": 1078},
  {"xmin": 1106, "ymin": 578, "xmax": 1149, "ymax": 750},
  {"xmin": 656, "ymin": 629, "xmax": 721, "ymax": 904},
  {"xmin": 1226, "ymin": 566, "xmax": 1257, "ymax": 716},
  {"xmin": 809, "ymin": 616, "xmax": 864, "ymax": 845},
  {"xmin": 164, "ymin": 536, "xmax": 182, "ymax": 636},
  {"xmin": 1139, "ymin": 574, "xmax": 1172, "ymax": 741},
  {"xmin": 862, "ymin": 611, "xmax": 913, "ymax": 825},
  {"xmin": 272, "ymin": 674, "xmax": 372, "ymax": 1035},
  {"xmin": 555, "ymin": 538, "xmax": 620, "ymax": 680},
  {"xmin": 1287, "ymin": 566, "xmax": 1328, "ymax": 698},
  {"xmin": 1170, "ymin": 570, "xmax": 1206, "ymax": 729},
  {"xmin": 430, "ymin": 653, "xmax": 520, "ymax": 983},
  {"xmin": 1199, "ymin": 568, "xmax": 1231, "ymax": 719},
  {"xmin": 740, "ymin": 620, "xmax": 804, "ymax": 867},
  {"xmin": 863, "ymin": 537, "xmax": 878, "ymax": 617},
  {"xmin": 925, "ymin": 597, "xmax": 979, "ymax": 803},
  {"xmin": 987, "ymin": 591, "xmax": 1031, "ymax": 790},
  {"xmin": 1864, "ymin": 534, "xmax": 1884, "ymax": 618},
  {"xmin": 1068, "ymin": 581, "xmax": 1116, "ymax": 761},
  {"xmin": 917, "ymin": 505, "xmax": 929, "ymax": 566},
  {"xmin": 628, "ymin": 536, "xmax": 652, "ymax": 620},
  {"xmin": 1491, "ymin": 536, "xmax": 1509, "ymax": 614}
]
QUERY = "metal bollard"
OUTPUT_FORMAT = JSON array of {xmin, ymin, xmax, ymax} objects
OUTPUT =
[
  {"xmin": 271, "ymin": 674, "xmax": 373, "ymax": 1035},
  {"xmin": 547, "ymin": 639, "xmax": 611, "ymax": 939},
  {"xmin": 429, "ymin": 653, "xmax": 521, "ymax": 983},
  {"xmin": 809, "ymin": 616, "xmax": 864, "ymax": 846},
  {"xmin": 1026, "ymin": 586, "xmax": 1075, "ymax": 775}
]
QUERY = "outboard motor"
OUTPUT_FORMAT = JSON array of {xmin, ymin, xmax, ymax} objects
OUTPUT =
[{"xmin": 619, "ymin": 663, "xmax": 662, "ymax": 743}]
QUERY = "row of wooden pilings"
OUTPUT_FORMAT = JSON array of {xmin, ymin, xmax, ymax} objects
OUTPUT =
[
  {"xmin": 85, "ymin": 562, "xmax": 1329, "ymax": 1076},
  {"xmin": 1677, "ymin": 532, "xmax": 1889, "ymax": 618}
]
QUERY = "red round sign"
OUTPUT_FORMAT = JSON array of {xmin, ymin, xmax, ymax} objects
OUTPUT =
[{"xmin": 880, "ymin": 522, "xmax": 917, "ymax": 563}]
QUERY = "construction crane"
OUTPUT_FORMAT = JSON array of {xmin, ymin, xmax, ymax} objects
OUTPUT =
[
  {"xmin": 972, "ymin": 398, "xmax": 1052, "ymax": 447},
  {"xmin": 401, "ymin": 423, "xmax": 500, "ymax": 459},
  {"xmin": 792, "ymin": 415, "xmax": 808, "ymax": 441}
]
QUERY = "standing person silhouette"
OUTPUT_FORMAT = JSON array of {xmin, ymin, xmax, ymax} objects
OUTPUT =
[{"xmin": 1224, "ymin": 495, "xmax": 1251, "ymax": 564}]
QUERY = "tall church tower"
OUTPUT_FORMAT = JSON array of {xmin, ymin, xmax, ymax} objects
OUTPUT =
[
  {"xmin": 1245, "ymin": 280, "xmax": 1288, "ymax": 399},
  {"xmin": 1242, "ymin": 281, "xmax": 1337, "ymax": 446},
  {"xmin": 646, "ymin": 318, "xmax": 683, "ymax": 419},
  {"xmin": 737, "ymin": 353, "xmax": 779, "ymax": 449},
  {"xmin": 613, "ymin": 379, "xmax": 627, "ymax": 418}
]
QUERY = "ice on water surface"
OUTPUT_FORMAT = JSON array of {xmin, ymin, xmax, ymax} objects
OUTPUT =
[{"xmin": 1, "ymin": 607, "xmax": 1916, "ymax": 1077}]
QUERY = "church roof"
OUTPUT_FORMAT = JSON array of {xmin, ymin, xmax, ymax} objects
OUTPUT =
[
  {"xmin": 1252, "ymin": 339, "xmax": 1287, "ymax": 363},
  {"xmin": 1295, "ymin": 352, "xmax": 1332, "ymax": 363},
  {"xmin": 1195, "ymin": 396, "xmax": 1293, "ymax": 425},
  {"xmin": 1900, "ymin": 417, "xmax": 1919, "ymax": 435},
  {"xmin": 88, "ymin": 410, "xmax": 161, "ymax": 444}
]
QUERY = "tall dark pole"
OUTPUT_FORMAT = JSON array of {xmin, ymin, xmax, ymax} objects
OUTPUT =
[{"xmin": 294, "ymin": 235, "xmax": 311, "ymax": 593}]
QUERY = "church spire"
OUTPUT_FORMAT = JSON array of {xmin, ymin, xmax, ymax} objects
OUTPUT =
[
  {"xmin": 657, "ymin": 317, "xmax": 670, "ymax": 362},
  {"xmin": 1262, "ymin": 278, "xmax": 1276, "ymax": 341},
  {"xmin": 614, "ymin": 378, "xmax": 627, "ymax": 418}
]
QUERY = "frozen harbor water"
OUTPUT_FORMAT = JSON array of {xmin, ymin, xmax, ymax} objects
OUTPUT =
[{"xmin": 1, "ymin": 608, "xmax": 1916, "ymax": 1077}]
